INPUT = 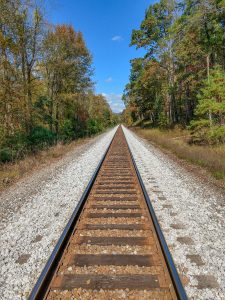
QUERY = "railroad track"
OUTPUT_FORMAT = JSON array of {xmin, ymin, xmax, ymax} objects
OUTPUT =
[{"xmin": 29, "ymin": 126, "xmax": 187, "ymax": 300}]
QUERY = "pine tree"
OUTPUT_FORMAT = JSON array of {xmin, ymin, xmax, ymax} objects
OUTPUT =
[{"xmin": 190, "ymin": 67, "xmax": 225, "ymax": 144}]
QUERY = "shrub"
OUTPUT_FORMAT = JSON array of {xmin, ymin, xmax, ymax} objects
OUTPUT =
[
  {"xmin": 207, "ymin": 125, "xmax": 225, "ymax": 144},
  {"xmin": 0, "ymin": 148, "xmax": 12, "ymax": 163},
  {"xmin": 87, "ymin": 119, "xmax": 103, "ymax": 135},
  {"xmin": 28, "ymin": 126, "xmax": 56, "ymax": 150},
  {"xmin": 158, "ymin": 112, "xmax": 169, "ymax": 129},
  {"xmin": 60, "ymin": 119, "xmax": 75, "ymax": 141},
  {"xmin": 189, "ymin": 119, "xmax": 211, "ymax": 144},
  {"xmin": 0, "ymin": 131, "xmax": 28, "ymax": 162}
]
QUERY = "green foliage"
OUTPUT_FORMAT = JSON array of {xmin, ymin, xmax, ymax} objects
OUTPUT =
[
  {"xmin": 34, "ymin": 96, "xmax": 53, "ymax": 126},
  {"xmin": 158, "ymin": 112, "xmax": 169, "ymax": 129},
  {"xmin": 0, "ymin": 2, "xmax": 115, "ymax": 164},
  {"xmin": 195, "ymin": 67, "xmax": 225, "ymax": 119},
  {"xmin": 124, "ymin": 0, "xmax": 225, "ymax": 146},
  {"xmin": 131, "ymin": 0, "xmax": 175, "ymax": 53},
  {"xmin": 207, "ymin": 126, "xmax": 225, "ymax": 144},
  {"xmin": 27, "ymin": 126, "xmax": 56, "ymax": 150},
  {"xmin": 0, "ymin": 126, "xmax": 56, "ymax": 162},
  {"xmin": 87, "ymin": 119, "xmax": 103, "ymax": 135},
  {"xmin": 60, "ymin": 119, "xmax": 75, "ymax": 141},
  {"xmin": 190, "ymin": 123, "xmax": 225, "ymax": 145},
  {"xmin": 0, "ymin": 130, "xmax": 27, "ymax": 162},
  {"xmin": 189, "ymin": 119, "xmax": 211, "ymax": 144},
  {"xmin": 0, "ymin": 148, "xmax": 12, "ymax": 163},
  {"xmin": 59, "ymin": 118, "xmax": 87, "ymax": 141},
  {"xmin": 190, "ymin": 67, "xmax": 225, "ymax": 144}
]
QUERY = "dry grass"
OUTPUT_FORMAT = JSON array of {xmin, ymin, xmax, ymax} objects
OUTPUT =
[
  {"xmin": 133, "ymin": 127, "xmax": 225, "ymax": 180},
  {"xmin": 0, "ymin": 137, "xmax": 92, "ymax": 191}
]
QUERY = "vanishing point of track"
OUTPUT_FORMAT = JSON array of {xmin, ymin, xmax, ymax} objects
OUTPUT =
[{"xmin": 29, "ymin": 126, "xmax": 187, "ymax": 300}]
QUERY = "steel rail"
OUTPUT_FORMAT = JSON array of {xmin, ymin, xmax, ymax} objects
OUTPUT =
[
  {"xmin": 28, "ymin": 128, "xmax": 117, "ymax": 300},
  {"xmin": 29, "ymin": 125, "xmax": 187, "ymax": 299},
  {"xmin": 124, "ymin": 127, "xmax": 188, "ymax": 300}
]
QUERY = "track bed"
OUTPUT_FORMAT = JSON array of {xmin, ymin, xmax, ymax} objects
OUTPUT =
[{"xmin": 30, "ymin": 126, "xmax": 185, "ymax": 300}]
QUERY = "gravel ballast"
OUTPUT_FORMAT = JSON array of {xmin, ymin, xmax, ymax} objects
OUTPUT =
[
  {"xmin": 1, "ymin": 125, "xmax": 224, "ymax": 300},
  {"xmin": 123, "ymin": 126, "xmax": 225, "ymax": 300},
  {"xmin": 0, "ymin": 127, "xmax": 117, "ymax": 300}
]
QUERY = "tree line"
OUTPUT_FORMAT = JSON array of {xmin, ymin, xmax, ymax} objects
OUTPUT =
[
  {"xmin": 123, "ymin": 0, "xmax": 225, "ymax": 144},
  {"xmin": 0, "ymin": 0, "xmax": 116, "ymax": 163}
]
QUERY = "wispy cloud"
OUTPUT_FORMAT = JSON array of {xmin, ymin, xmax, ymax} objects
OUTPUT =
[
  {"xmin": 111, "ymin": 35, "xmax": 123, "ymax": 42},
  {"xmin": 105, "ymin": 77, "xmax": 113, "ymax": 83},
  {"xmin": 101, "ymin": 93, "xmax": 125, "ymax": 113}
]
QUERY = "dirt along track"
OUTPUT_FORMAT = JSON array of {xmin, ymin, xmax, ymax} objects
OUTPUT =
[{"xmin": 30, "ymin": 126, "xmax": 186, "ymax": 300}]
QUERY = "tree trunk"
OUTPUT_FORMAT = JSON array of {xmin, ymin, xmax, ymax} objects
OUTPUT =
[
  {"xmin": 206, "ymin": 54, "xmax": 210, "ymax": 83},
  {"xmin": 21, "ymin": 50, "xmax": 31, "ymax": 133},
  {"xmin": 55, "ymin": 99, "xmax": 59, "ymax": 141},
  {"xmin": 27, "ymin": 68, "xmax": 33, "ymax": 131},
  {"xmin": 206, "ymin": 54, "xmax": 213, "ymax": 127}
]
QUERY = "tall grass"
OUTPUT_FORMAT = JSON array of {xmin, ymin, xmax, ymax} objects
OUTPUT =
[{"xmin": 134, "ymin": 128, "xmax": 225, "ymax": 180}]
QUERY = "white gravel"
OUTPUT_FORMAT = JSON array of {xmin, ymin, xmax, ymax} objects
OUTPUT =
[
  {"xmin": 123, "ymin": 126, "xmax": 225, "ymax": 300},
  {"xmin": 1, "ymin": 125, "xmax": 224, "ymax": 300},
  {"xmin": 0, "ymin": 127, "xmax": 117, "ymax": 300}
]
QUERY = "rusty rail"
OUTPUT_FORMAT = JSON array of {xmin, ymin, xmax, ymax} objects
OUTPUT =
[{"xmin": 29, "ymin": 126, "xmax": 187, "ymax": 300}]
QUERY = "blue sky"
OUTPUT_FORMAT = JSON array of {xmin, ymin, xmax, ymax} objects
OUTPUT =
[{"xmin": 48, "ymin": 0, "xmax": 152, "ymax": 113}]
